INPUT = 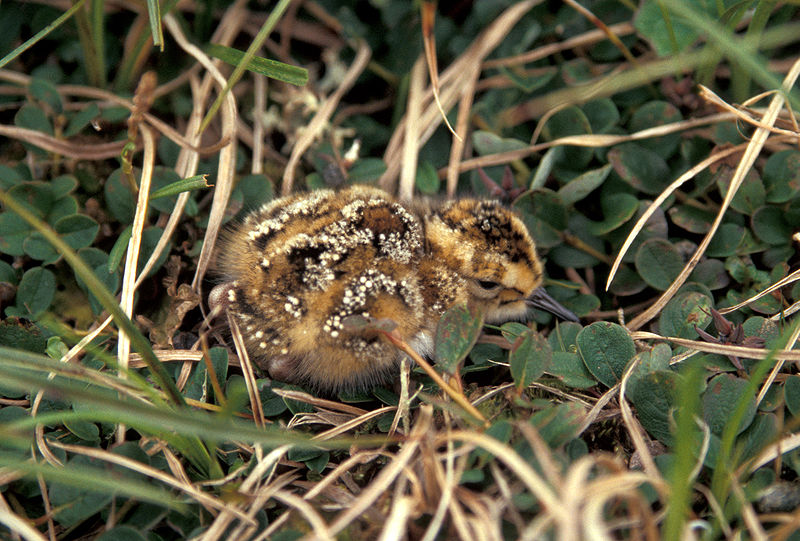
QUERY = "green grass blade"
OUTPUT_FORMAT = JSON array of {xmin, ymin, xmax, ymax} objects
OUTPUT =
[
  {"xmin": 0, "ymin": 189, "xmax": 185, "ymax": 407},
  {"xmin": 146, "ymin": 0, "xmax": 164, "ymax": 50},
  {"xmin": 0, "ymin": 0, "xmax": 88, "ymax": 70},
  {"xmin": 149, "ymin": 174, "xmax": 211, "ymax": 200},
  {"xmin": 206, "ymin": 43, "xmax": 309, "ymax": 86},
  {"xmin": 198, "ymin": 0, "xmax": 294, "ymax": 134},
  {"xmin": 0, "ymin": 454, "xmax": 188, "ymax": 512}
]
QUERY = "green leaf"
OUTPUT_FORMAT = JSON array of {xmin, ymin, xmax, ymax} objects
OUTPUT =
[
  {"xmin": 706, "ymin": 223, "xmax": 746, "ymax": 257},
  {"xmin": 150, "ymin": 174, "xmax": 209, "ymax": 201},
  {"xmin": 628, "ymin": 370, "xmax": 680, "ymax": 445},
  {"xmin": 205, "ymin": 43, "xmax": 308, "ymax": 86},
  {"xmin": 147, "ymin": 166, "xmax": 183, "ymax": 214},
  {"xmin": 258, "ymin": 380, "xmax": 289, "ymax": 417},
  {"xmin": 530, "ymin": 402, "xmax": 585, "ymax": 447},
  {"xmin": 585, "ymin": 193, "xmax": 639, "ymax": 236},
  {"xmin": 9, "ymin": 266, "xmax": 55, "ymax": 318},
  {"xmin": 56, "ymin": 214, "xmax": 100, "ymax": 250},
  {"xmin": 716, "ymin": 168, "xmax": 765, "ymax": 215},
  {"xmin": 48, "ymin": 457, "xmax": 114, "ymax": 526},
  {"xmin": 627, "ymin": 343, "xmax": 672, "ymax": 398},
  {"xmin": 669, "ymin": 204, "xmax": 715, "ymax": 234},
  {"xmin": 634, "ymin": 238, "xmax": 684, "ymax": 291},
  {"xmin": 546, "ymin": 351, "xmax": 596, "ymax": 388},
  {"xmin": 500, "ymin": 65, "xmax": 556, "ymax": 93},
  {"xmin": 659, "ymin": 291, "xmax": 712, "ymax": 339},
  {"xmin": 500, "ymin": 322, "xmax": 529, "ymax": 343},
  {"xmin": 608, "ymin": 265, "xmax": 647, "ymax": 296},
  {"xmin": 472, "ymin": 131, "xmax": 527, "ymax": 156},
  {"xmin": 763, "ymin": 149, "xmax": 800, "ymax": 203},
  {"xmin": 784, "ymin": 375, "xmax": 800, "ymax": 418},
  {"xmin": 547, "ymin": 321, "xmax": 582, "ymax": 352},
  {"xmin": 24, "ymin": 213, "xmax": 99, "ymax": 264},
  {"xmin": 576, "ymin": 322, "xmax": 635, "ymax": 387},
  {"xmin": 63, "ymin": 417, "xmax": 100, "ymax": 442},
  {"xmin": 628, "ymin": 101, "xmax": 682, "ymax": 158},
  {"xmin": 107, "ymin": 226, "xmax": 132, "ymax": 272},
  {"xmin": 415, "ymin": 160, "xmax": 440, "ymax": 195},
  {"xmin": 0, "ymin": 211, "xmax": 32, "ymax": 256},
  {"xmin": 541, "ymin": 106, "xmax": 593, "ymax": 169},
  {"xmin": 64, "ymin": 103, "xmax": 100, "ymax": 137},
  {"xmin": 702, "ymin": 373, "xmax": 757, "ymax": 436},
  {"xmin": 434, "ymin": 303, "xmax": 484, "ymax": 374},
  {"xmin": 7, "ymin": 181, "xmax": 55, "ymax": 218},
  {"xmin": 634, "ymin": 0, "xmax": 703, "ymax": 56},
  {"xmin": 51, "ymin": 175, "xmax": 78, "ymax": 198},
  {"xmin": 15, "ymin": 103, "xmax": 53, "ymax": 135},
  {"xmin": 95, "ymin": 526, "xmax": 148, "ymax": 541},
  {"xmin": 104, "ymin": 167, "xmax": 138, "ymax": 223},
  {"xmin": 29, "ymin": 77, "xmax": 63, "ymax": 113},
  {"xmin": 529, "ymin": 147, "xmax": 563, "ymax": 190},
  {"xmin": 608, "ymin": 143, "xmax": 671, "ymax": 195},
  {"xmin": 751, "ymin": 206, "xmax": 791, "ymax": 245},
  {"xmin": 689, "ymin": 259, "xmax": 729, "ymax": 290},
  {"xmin": 509, "ymin": 329, "xmax": 552, "ymax": 390},
  {"xmin": 557, "ymin": 163, "xmax": 612, "ymax": 205},
  {"xmin": 512, "ymin": 189, "xmax": 567, "ymax": 249},
  {"xmin": 583, "ymin": 98, "xmax": 619, "ymax": 133},
  {"xmin": 0, "ymin": 260, "xmax": 16, "ymax": 285},
  {"xmin": 348, "ymin": 158, "xmax": 387, "ymax": 184},
  {"xmin": 235, "ymin": 173, "xmax": 275, "ymax": 213}
]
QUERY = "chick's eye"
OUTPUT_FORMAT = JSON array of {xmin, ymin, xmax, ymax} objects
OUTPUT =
[{"xmin": 477, "ymin": 280, "xmax": 501, "ymax": 291}]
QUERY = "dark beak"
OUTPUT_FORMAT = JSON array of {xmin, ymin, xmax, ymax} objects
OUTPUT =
[{"xmin": 526, "ymin": 287, "xmax": 579, "ymax": 322}]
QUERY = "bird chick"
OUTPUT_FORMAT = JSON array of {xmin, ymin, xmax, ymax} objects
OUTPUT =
[{"xmin": 212, "ymin": 185, "xmax": 577, "ymax": 393}]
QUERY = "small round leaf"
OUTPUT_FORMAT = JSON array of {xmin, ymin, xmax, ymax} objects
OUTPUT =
[
  {"xmin": 658, "ymin": 291, "xmax": 712, "ymax": 339},
  {"xmin": 576, "ymin": 322, "xmax": 635, "ymax": 387},
  {"xmin": 702, "ymin": 373, "xmax": 757, "ymax": 436},
  {"xmin": 634, "ymin": 238, "xmax": 684, "ymax": 291}
]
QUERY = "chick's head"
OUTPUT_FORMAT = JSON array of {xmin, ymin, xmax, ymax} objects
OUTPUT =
[{"xmin": 424, "ymin": 199, "xmax": 544, "ymax": 323}]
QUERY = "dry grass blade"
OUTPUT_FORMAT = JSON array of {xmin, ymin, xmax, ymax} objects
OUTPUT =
[
  {"xmin": 227, "ymin": 312, "xmax": 266, "ymax": 427},
  {"xmin": 379, "ymin": 0, "xmax": 539, "ymax": 192},
  {"xmin": 445, "ymin": 430, "xmax": 567, "ymax": 526},
  {"xmin": 445, "ymin": 63, "xmax": 479, "ymax": 199},
  {"xmin": 756, "ymin": 318, "xmax": 800, "ymax": 406},
  {"xmin": 632, "ymin": 331, "xmax": 800, "ymax": 361},
  {"xmin": 161, "ymin": 13, "xmax": 238, "ymax": 294},
  {"xmin": 312, "ymin": 406, "xmax": 396, "ymax": 440},
  {"xmin": 0, "ymin": 502, "xmax": 46, "ymax": 541},
  {"xmin": 48, "ymin": 441, "xmax": 254, "ymax": 524},
  {"xmin": 378, "ymin": 496, "xmax": 416, "ymax": 541},
  {"xmin": 619, "ymin": 356, "xmax": 659, "ymax": 478},
  {"xmin": 701, "ymin": 84, "xmax": 800, "ymax": 137},
  {"xmin": 625, "ymin": 58, "xmax": 800, "ymax": 330},
  {"xmin": 116, "ymin": 123, "xmax": 156, "ymax": 442},
  {"xmin": 271, "ymin": 389, "xmax": 369, "ymax": 416},
  {"xmin": 483, "ymin": 22, "xmax": 635, "ymax": 70},
  {"xmin": 720, "ymin": 267, "xmax": 800, "ymax": 314},
  {"xmin": 398, "ymin": 56, "xmax": 426, "ymax": 202},
  {"xmin": 576, "ymin": 383, "xmax": 619, "ymax": 435},
  {"xmin": 281, "ymin": 40, "xmax": 372, "ymax": 195},
  {"xmin": 380, "ymin": 330, "xmax": 487, "ymax": 424},
  {"xmin": 562, "ymin": 0, "xmax": 639, "ymax": 67},
  {"xmin": 314, "ymin": 405, "xmax": 434, "ymax": 539},
  {"xmin": 276, "ymin": 490, "xmax": 335, "ymax": 541},
  {"xmin": 420, "ymin": 2, "xmax": 460, "ymax": 142},
  {"xmin": 745, "ymin": 432, "xmax": 800, "ymax": 474},
  {"xmin": 451, "ymin": 113, "xmax": 737, "ymax": 176},
  {"xmin": 200, "ymin": 446, "xmax": 291, "ymax": 540},
  {"xmin": 0, "ymin": 124, "xmax": 126, "ymax": 159}
]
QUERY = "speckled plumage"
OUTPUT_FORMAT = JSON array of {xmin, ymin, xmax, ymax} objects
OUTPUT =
[{"xmin": 214, "ymin": 185, "xmax": 571, "ymax": 393}]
